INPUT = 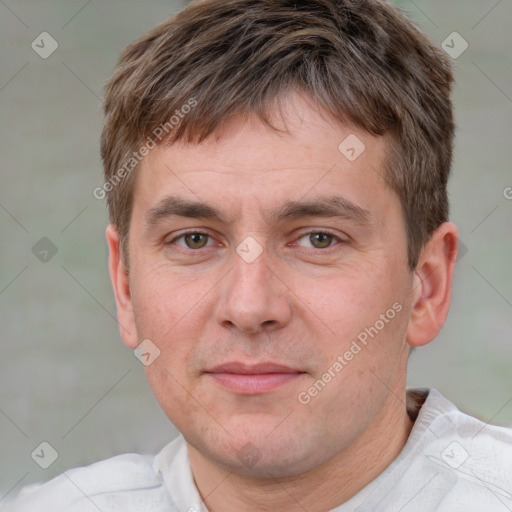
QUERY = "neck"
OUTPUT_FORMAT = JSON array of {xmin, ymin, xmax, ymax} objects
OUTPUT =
[{"xmin": 188, "ymin": 389, "xmax": 414, "ymax": 512}]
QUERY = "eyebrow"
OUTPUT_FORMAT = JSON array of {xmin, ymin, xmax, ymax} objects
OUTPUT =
[{"xmin": 144, "ymin": 194, "xmax": 370, "ymax": 230}]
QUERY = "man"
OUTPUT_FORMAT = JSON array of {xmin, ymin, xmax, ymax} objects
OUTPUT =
[{"xmin": 5, "ymin": 0, "xmax": 512, "ymax": 510}]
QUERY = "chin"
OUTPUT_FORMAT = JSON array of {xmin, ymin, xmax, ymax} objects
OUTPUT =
[
  {"xmin": 227, "ymin": 444, "xmax": 328, "ymax": 479},
  {"xmin": 194, "ymin": 420, "xmax": 330, "ymax": 479}
]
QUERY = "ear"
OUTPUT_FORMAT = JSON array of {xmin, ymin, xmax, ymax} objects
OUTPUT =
[
  {"xmin": 106, "ymin": 225, "xmax": 139, "ymax": 349},
  {"xmin": 406, "ymin": 222, "xmax": 459, "ymax": 347}
]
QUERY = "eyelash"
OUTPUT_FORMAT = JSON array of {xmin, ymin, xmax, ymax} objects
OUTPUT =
[{"xmin": 167, "ymin": 229, "xmax": 345, "ymax": 252}]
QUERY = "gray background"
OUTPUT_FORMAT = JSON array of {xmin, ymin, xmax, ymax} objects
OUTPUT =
[{"xmin": 1, "ymin": 0, "xmax": 511, "ymax": 500}]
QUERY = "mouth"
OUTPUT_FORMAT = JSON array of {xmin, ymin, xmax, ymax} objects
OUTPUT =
[{"xmin": 204, "ymin": 362, "xmax": 306, "ymax": 394}]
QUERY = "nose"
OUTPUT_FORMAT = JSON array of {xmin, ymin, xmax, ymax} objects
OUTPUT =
[{"xmin": 214, "ymin": 243, "xmax": 292, "ymax": 335}]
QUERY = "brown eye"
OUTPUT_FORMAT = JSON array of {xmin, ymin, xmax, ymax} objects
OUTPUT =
[
  {"xmin": 167, "ymin": 232, "xmax": 212, "ymax": 250},
  {"xmin": 296, "ymin": 231, "xmax": 340, "ymax": 250},
  {"xmin": 309, "ymin": 232, "xmax": 334, "ymax": 249},
  {"xmin": 183, "ymin": 233, "xmax": 209, "ymax": 249}
]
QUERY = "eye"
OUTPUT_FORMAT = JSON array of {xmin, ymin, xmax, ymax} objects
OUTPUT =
[
  {"xmin": 296, "ymin": 230, "xmax": 342, "ymax": 250},
  {"xmin": 170, "ymin": 231, "xmax": 213, "ymax": 250},
  {"xmin": 167, "ymin": 229, "xmax": 344, "ymax": 252}
]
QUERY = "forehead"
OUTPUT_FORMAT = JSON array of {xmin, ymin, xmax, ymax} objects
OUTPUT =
[{"xmin": 132, "ymin": 93, "xmax": 392, "ymax": 224}]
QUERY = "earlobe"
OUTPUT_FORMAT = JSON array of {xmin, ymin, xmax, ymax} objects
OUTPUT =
[
  {"xmin": 406, "ymin": 222, "xmax": 459, "ymax": 348},
  {"xmin": 105, "ymin": 225, "xmax": 138, "ymax": 349}
]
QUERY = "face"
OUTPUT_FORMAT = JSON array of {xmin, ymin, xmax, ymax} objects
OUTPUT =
[{"xmin": 113, "ymin": 93, "xmax": 418, "ymax": 478}]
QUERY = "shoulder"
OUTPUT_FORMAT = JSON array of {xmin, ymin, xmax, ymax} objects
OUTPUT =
[
  {"xmin": 2, "ymin": 451, "xmax": 177, "ymax": 512},
  {"xmin": 402, "ymin": 388, "xmax": 512, "ymax": 510},
  {"xmin": 421, "ymin": 388, "xmax": 512, "ymax": 463}
]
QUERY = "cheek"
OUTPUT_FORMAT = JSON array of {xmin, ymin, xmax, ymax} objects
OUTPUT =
[
  {"xmin": 131, "ymin": 264, "xmax": 197, "ymax": 330},
  {"xmin": 129, "ymin": 270, "xmax": 203, "ymax": 371},
  {"xmin": 301, "ymin": 264, "xmax": 402, "ymax": 339},
  {"xmin": 144, "ymin": 362, "xmax": 206, "ymax": 435}
]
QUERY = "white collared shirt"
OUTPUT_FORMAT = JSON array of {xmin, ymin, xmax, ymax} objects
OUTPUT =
[{"xmin": 3, "ymin": 388, "xmax": 512, "ymax": 511}]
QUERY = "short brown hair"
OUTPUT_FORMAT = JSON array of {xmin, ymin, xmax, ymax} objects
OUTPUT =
[{"xmin": 100, "ymin": 0, "xmax": 454, "ymax": 270}]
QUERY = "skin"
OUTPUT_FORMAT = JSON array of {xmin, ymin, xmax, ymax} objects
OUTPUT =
[{"xmin": 107, "ymin": 92, "xmax": 458, "ymax": 512}]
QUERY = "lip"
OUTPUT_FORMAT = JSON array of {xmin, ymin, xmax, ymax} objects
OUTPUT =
[
  {"xmin": 205, "ymin": 362, "xmax": 305, "ymax": 394},
  {"xmin": 207, "ymin": 362, "xmax": 301, "ymax": 374}
]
